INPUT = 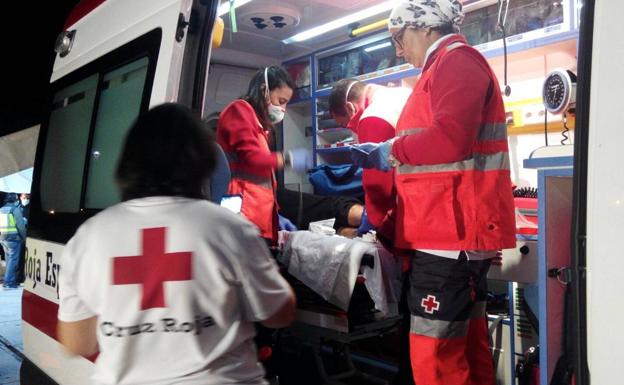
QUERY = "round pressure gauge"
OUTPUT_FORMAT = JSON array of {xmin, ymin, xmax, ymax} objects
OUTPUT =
[{"xmin": 542, "ymin": 69, "xmax": 577, "ymax": 114}]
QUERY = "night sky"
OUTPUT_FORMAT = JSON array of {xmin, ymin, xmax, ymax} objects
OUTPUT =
[{"xmin": 1, "ymin": 1, "xmax": 79, "ymax": 137}]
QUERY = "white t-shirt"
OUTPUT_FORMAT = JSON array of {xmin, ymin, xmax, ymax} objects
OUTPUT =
[
  {"xmin": 58, "ymin": 196, "xmax": 292, "ymax": 385},
  {"xmin": 360, "ymin": 86, "xmax": 412, "ymax": 129}
]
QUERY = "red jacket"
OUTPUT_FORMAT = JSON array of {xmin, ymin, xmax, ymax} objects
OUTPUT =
[
  {"xmin": 217, "ymin": 100, "xmax": 279, "ymax": 241},
  {"xmin": 392, "ymin": 35, "xmax": 516, "ymax": 251},
  {"xmin": 347, "ymin": 86, "xmax": 411, "ymax": 230}
]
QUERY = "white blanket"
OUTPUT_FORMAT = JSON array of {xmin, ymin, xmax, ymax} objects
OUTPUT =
[{"xmin": 279, "ymin": 231, "xmax": 401, "ymax": 316}]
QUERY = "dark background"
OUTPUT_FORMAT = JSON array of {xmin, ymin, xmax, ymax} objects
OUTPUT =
[{"xmin": 1, "ymin": 1, "xmax": 80, "ymax": 137}]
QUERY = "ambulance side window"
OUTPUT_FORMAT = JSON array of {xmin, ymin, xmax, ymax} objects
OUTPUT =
[
  {"xmin": 41, "ymin": 75, "xmax": 99, "ymax": 212},
  {"xmin": 84, "ymin": 58, "xmax": 149, "ymax": 209},
  {"xmin": 40, "ymin": 57, "xmax": 150, "ymax": 213},
  {"xmin": 33, "ymin": 29, "xmax": 160, "ymax": 243}
]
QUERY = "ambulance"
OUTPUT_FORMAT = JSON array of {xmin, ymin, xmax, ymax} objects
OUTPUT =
[{"xmin": 18, "ymin": 0, "xmax": 623, "ymax": 384}]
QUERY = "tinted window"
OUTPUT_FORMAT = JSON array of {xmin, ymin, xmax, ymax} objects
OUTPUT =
[
  {"xmin": 85, "ymin": 58, "xmax": 149, "ymax": 209},
  {"xmin": 39, "ymin": 57, "xmax": 150, "ymax": 212},
  {"xmin": 41, "ymin": 75, "xmax": 98, "ymax": 212}
]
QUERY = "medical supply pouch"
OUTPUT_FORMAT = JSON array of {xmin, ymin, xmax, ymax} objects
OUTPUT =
[{"xmin": 307, "ymin": 164, "xmax": 363, "ymax": 197}]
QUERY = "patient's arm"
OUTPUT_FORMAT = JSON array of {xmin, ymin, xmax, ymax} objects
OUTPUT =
[{"xmin": 337, "ymin": 227, "xmax": 358, "ymax": 238}]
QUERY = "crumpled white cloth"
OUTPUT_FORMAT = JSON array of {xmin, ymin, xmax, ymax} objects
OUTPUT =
[{"xmin": 279, "ymin": 231, "xmax": 401, "ymax": 316}]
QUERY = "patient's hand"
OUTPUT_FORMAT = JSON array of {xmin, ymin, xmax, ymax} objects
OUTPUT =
[{"xmin": 336, "ymin": 227, "xmax": 358, "ymax": 239}]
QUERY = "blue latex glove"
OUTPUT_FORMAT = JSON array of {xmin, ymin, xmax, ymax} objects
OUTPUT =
[
  {"xmin": 357, "ymin": 209, "xmax": 374, "ymax": 236},
  {"xmin": 278, "ymin": 214, "xmax": 298, "ymax": 231},
  {"xmin": 288, "ymin": 148, "xmax": 314, "ymax": 173},
  {"xmin": 350, "ymin": 143, "xmax": 378, "ymax": 168},
  {"xmin": 350, "ymin": 140, "xmax": 392, "ymax": 172}
]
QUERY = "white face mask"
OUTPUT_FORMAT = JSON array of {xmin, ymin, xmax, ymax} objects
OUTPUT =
[
  {"xmin": 264, "ymin": 67, "xmax": 286, "ymax": 124},
  {"xmin": 21, "ymin": 199, "xmax": 29, "ymax": 206},
  {"xmin": 268, "ymin": 104, "xmax": 285, "ymax": 124}
]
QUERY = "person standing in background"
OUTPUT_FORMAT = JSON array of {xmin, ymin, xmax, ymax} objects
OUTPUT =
[
  {"xmin": 217, "ymin": 66, "xmax": 313, "ymax": 245},
  {"xmin": 0, "ymin": 191, "xmax": 6, "ymax": 270},
  {"xmin": 17, "ymin": 192, "xmax": 30, "ymax": 284},
  {"xmin": 19, "ymin": 193, "xmax": 30, "ymax": 220},
  {"xmin": 329, "ymin": 79, "xmax": 410, "ymax": 242},
  {"xmin": 0, "ymin": 193, "xmax": 27, "ymax": 290},
  {"xmin": 351, "ymin": 1, "xmax": 516, "ymax": 384}
]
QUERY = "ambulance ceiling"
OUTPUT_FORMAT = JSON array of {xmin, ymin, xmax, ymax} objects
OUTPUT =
[{"xmin": 212, "ymin": 0, "xmax": 392, "ymax": 67}]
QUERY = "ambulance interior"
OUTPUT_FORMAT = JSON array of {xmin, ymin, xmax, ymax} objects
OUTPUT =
[{"xmin": 204, "ymin": 0, "xmax": 580, "ymax": 383}]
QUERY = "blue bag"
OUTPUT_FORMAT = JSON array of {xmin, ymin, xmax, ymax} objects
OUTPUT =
[{"xmin": 307, "ymin": 164, "xmax": 363, "ymax": 196}]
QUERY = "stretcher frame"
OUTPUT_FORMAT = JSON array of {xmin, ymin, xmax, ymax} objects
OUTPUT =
[{"xmin": 279, "ymin": 253, "xmax": 402, "ymax": 385}]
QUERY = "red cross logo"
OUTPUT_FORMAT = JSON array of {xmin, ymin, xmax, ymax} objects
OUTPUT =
[
  {"xmin": 112, "ymin": 227, "xmax": 192, "ymax": 310},
  {"xmin": 421, "ymin": 295, "xmax": 440, "ymax": 314}
]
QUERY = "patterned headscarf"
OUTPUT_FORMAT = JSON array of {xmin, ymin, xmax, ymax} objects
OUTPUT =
[{"xmin": 388, "ymin": 0, "xmax": 465, "ymax": 32}]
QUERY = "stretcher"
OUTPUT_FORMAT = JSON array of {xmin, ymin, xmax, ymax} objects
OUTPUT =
[{"xmin": 277, "ymin": 231, "xmax": 403, "ymax": 385}]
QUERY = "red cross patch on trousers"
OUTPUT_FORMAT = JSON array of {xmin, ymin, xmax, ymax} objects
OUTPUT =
[
  {"xmin": 112, "ymin": 227, "xmax": 193, "ymax": 310},
  {"xmin": 421, "ymin": 294, "xmax": 440, "ymax": 314}
]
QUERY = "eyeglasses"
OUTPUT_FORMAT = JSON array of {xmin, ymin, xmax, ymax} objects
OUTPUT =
[{"xmin": 391, "ymin": 26, "xmax": 408, "ymax": 49}]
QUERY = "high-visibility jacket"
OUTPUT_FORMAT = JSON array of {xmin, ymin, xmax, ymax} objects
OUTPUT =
[
  {"xmin": 217, "ymin": 100, "xmax": 279, "ymax": 242},
  {"xmin": 347, "ymin": 86, "xmax": 411, "ymax": 229},
  {"xmin": 0, "ymin": 204, "xmax": 19, "ymax": 237},
  {"xmin": 392, "ymin": 35, "xmax": 516, "ymax": 251}
]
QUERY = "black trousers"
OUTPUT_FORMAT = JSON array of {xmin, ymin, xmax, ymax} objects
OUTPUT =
[
  {"xmin": 407, "ymin": 251, "xmax": 491, "ymax": 321},
  {"xmin": 406, "ymin": 250, "xmax": 495, "ymax": 385}
]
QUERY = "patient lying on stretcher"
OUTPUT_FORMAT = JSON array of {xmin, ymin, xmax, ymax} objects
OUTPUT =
[
  {"xmin": 277, "ymin": 228, "xmax": 402, "ymax": 318},
  {"xmin": 276, "ymin": 187, "xmax": 365, "ymax": 238},
  {"xmin": 274, "ymin": 188, "xmax": 402, "ymax": 317}
]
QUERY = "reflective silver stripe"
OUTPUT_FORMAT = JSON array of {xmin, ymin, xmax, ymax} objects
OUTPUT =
[
  {"xmin": 478, "ymin": 122, "xmax": 508, "ymax": 141},
  {"xmin": 225, "ymin": 151, "xmax": 273, "ymax": 188},
  {"xmin": 470, "ymin": 301, "xmax": 487, "ymax": 319},
  {"xmin": 446, "ymin": 42, "xmax": 466, "ymax": 52},
  {"xmin": 398, "ymin": 128, "xmax": 424, "ymax": 136},
  {"xmin": 400, "ymin": 123, "xmax": 506, "ymax": 141},
  {"xmin": 409, "ymin": 301, "xmax": 487, "ymax": 338},
  {"xmin": 410, "ymin": 315, "xmax": 469, "ymax": 338},
  {"xmin": 397, "ymin": 152, "xmax": 509, "ymax": 175},
  {"xmin": 231, "ymin": 171, "xmax": 272, "ymax": 189}
]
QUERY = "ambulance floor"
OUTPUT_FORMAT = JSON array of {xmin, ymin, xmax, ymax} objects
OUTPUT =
[{"xmin": 0, "ymin": 286, "xmax": 22, "ymax": 385}]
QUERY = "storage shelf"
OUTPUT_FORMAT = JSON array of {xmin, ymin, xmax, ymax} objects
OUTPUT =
[
  {"xmin": 317, "ymin": 114, "xmax": 332, "ymax": 122},
  {"xmin": 316, "ymin": 146, "xmax": 351, "ymax": 153},
  {"xmin": 481, "ymin": 30, "xmax": 579, "ymax": 60},
  {"xmin": 315, "ymin": 67, "xmax": 421, "ymax": 97},
  {"xmin": 517, "ymin": 234, "xmax": 539, "ymax": 242},
  {"xmin": 317, "ymin": 127, "xmax": 349, "ymax": 134},
  {"xmin": 311, "ymin": 33, "xmax": 578, "ymax": 99},
  {"xmin": 317, "ymin": 127, "xmax": 353, "ymax": 148},
  {"xmin": 318, "ymin": 119, "xmax": 340, "ymax": 130}
]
